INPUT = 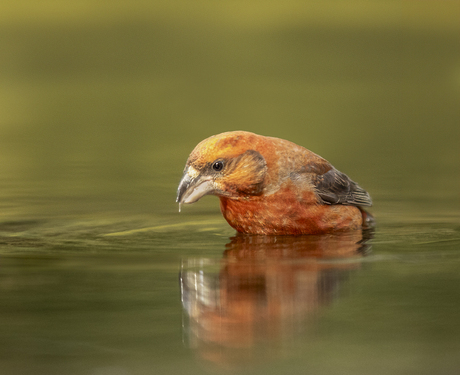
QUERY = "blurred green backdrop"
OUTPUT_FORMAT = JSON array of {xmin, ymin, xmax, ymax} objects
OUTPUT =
[
  {"xmin": 1, "ymin": 2, "xmax": 460, "ymax": 375},
  {"xmin": 1, "ymin": 1, "xmax": 459, "ymax": 222}
]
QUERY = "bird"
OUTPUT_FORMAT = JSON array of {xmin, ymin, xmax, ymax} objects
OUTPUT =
[{"xmin": 176, "ymin": 131, "xmax": 373, "ymax": 235}]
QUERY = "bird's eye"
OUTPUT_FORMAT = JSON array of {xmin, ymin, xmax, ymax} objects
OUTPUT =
[{"xmin": 212, "ymin": 160, "xmax": 224, "ymax": 172}]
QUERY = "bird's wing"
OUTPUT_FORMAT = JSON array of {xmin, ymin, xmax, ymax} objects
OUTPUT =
[{"xmin": 311, "ymin": 165, "xmax": 372, "ymax": 207}]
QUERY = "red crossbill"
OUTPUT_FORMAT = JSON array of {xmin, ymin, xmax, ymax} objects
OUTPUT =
[{"xmin": 177, "ymin": 131, "xmax": 373, "ymax": 235}]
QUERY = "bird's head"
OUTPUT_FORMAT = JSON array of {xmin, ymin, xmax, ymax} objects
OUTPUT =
[{"xmin": 176, "ymin": 131, "xmax": 268, "ymax": 210}]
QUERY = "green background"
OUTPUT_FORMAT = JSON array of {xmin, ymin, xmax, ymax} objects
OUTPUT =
[{"xmin": 0, "ymin": 1, "xmax": 459, "ymax": 374}]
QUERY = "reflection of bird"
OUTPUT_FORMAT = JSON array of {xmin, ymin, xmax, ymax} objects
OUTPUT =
[
  {"xmin": 177, "ymin": 131, "xmax": 373, "ymax": 235},
  {"xmin": 180, "ymin": 231, "xmax": 372, "ymax": 369}
]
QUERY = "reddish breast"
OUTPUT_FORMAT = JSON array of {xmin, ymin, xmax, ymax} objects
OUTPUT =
[{"xmin": 219, "ymin": 184, "xmax": 363, "ymax": 235}]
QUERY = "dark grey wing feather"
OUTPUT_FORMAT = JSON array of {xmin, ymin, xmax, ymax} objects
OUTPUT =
[{"xmin": 313, "ymin": 167, "xmax": 372, "ymax": 207}]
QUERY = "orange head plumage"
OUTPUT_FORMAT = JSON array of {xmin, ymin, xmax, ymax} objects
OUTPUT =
[{"xmin": 177, "ymin": 131, "xmax": 372, "ymax": 235}]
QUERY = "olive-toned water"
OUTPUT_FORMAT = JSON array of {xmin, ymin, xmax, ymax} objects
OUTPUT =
[{"xmin": 1, "ymin": 2, "xmax": 459, "ymax": 374}]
